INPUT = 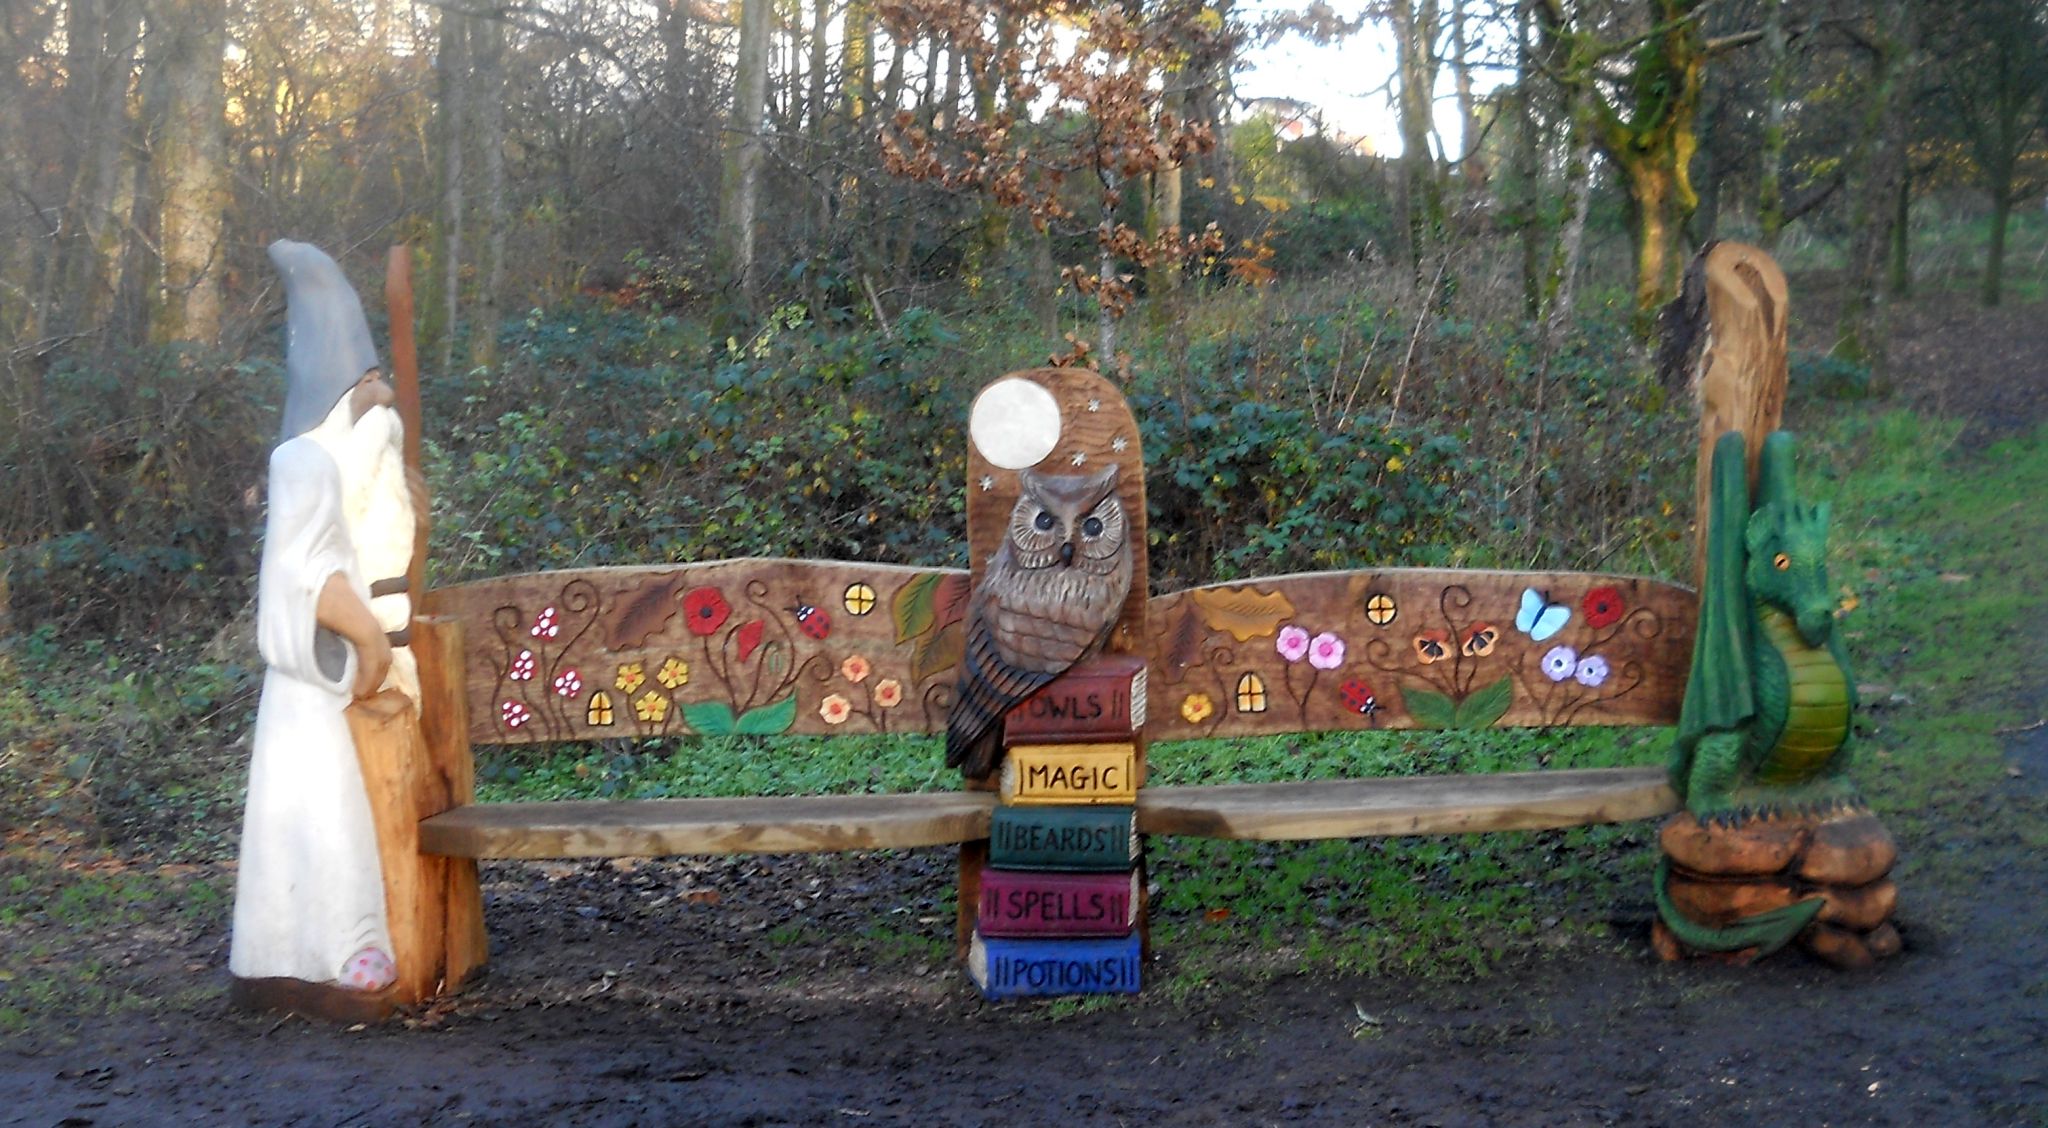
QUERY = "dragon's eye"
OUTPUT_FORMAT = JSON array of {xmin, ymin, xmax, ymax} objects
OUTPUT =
[
  {"xmin": 1772, "ymin": 553, "xmax": 1791, "ymax": 571},
  {"xmin": 1034, "ymin": 511, "xmax": 1056, "ymax": 532}
]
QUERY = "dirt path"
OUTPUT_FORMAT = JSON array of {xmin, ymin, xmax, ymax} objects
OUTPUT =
[{"xmin": 5, "ymin": 286, "xmax": 2046, "ymax": 1127}]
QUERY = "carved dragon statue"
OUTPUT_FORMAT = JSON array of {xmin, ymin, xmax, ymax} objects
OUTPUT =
[{"xmin": 1656, "ymin": 429, "xmax": 1859, "ymax": 954}]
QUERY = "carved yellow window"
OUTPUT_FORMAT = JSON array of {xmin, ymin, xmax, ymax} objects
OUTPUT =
[
  {"xmin": 843, "ymin": 582, "xmax": 878, "ymax": 615},
  {"xmin": 1235, "ymin": 672, "xmax": 1268, "ymax": 713},
  {"xmin": 1364, "ymin": 592, "xmax": 1398, "ymax": 626},
  {"xmin": 587, "ymin": 691, "xmax": 615, "ymax": 726}
]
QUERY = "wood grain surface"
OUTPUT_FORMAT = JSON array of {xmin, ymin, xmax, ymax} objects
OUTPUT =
[
  {"xmin": 1137, "ymin": 767, "xmax": 1678, "ymax": 840},
  {"xmin": 422, "ymin": 559, "xmax": 970, "ymax": 746},
  {"xmin": 419, "ymin": 768, "xmax": 1677, "ymax": 856},
  {"xmin": 1144, "ymin": 567, "xmax": 1697, "ymax": 741},
  {"xmin": 1689, "ymin": 241, "xmax": 1789, "ymax": 586},
  {"xmin": 418, "ymin": 791, "xmax": 999, "ymax": 858}
]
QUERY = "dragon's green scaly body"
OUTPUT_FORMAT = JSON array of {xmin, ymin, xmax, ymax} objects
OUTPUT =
[{"xmin": 1657, "ymin": 431, "xmax": 1859, "ymax": 955}]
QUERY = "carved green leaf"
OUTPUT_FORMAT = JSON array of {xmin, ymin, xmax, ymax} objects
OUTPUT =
[
  {"xmin": 1453, "ymin": 676, "xmax": 1515, "ymax": 729},
  {"xmin": 894, "ymin": 572, "xmax": 970, "ymax": 644},
  {"xmin": 682, "ymin": 701, "xmax": 737, "ymax": 736},
  {"xmin": 735, "ymin": 694, "xmax": 798, "ymax": 735},
  {"xmin": 1402, "ymin": 687, "xmax": 1456, "ymax": 729},
  {"xmin": 911, "ymin": 619, "xmax": 966, "ymax": 684}
]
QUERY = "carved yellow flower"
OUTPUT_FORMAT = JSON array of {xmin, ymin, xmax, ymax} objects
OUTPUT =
[
  {"xmin": 657, "ymin": 657, "xmax": 690, "ymax": 690},
  {"xmin": 616, "ymin": 663, "xmax": 646, "ymax": 694},
  {"xmin": 819, "ymin": 694, "xmax": 853, "ymax": 725},
  {"xmin": 873, "ymin": 678, "xmax": 903, "ymax": 708},
  {"xmin": 634, "ymin": 691, "xmax": 670, "ymax": 723},
  {"xmin": 1180, "ymin": 693, "xmax": 1216, "ymax": 725}
]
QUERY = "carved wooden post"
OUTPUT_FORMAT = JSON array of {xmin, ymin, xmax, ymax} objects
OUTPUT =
[
  {"xmin": 1672, "ymin": 241, "xmax": 1790, "ymax": 587},
  {"xmin": 960, "ymin": 368, "xmax": 1150, "ymax": 996},
  {"xmin": 1656, "ymin": 245, "xmax": 1900, "ymax": 969}
]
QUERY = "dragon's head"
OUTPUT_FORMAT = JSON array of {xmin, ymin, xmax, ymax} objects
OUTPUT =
[{"xmin": 1745, "ymin": 499, "xmax": 1835, "ymax": 646}]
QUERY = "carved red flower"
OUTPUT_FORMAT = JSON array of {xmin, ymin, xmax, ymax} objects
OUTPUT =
[
  {"xmin": 682, "ymin": 587, "xmax": 731, "ymax": 636},
  {"xmin": 1582, "ymin": 586, "xmax": 1625, "ymax": 630}
]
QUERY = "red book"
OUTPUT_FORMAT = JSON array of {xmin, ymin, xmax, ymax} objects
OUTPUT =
[
  {"xmin": 976, "ymin": 868, "xmax": 1141, "ymax": 938},
  {"xmin": 1003, "ymin": 655, "xmax": 1148, "ymax": 745}
]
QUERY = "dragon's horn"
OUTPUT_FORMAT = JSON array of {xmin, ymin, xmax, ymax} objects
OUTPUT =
[{"xmin": 1756, "ymin": 430, "xmax": 1799, "ymax": 510}]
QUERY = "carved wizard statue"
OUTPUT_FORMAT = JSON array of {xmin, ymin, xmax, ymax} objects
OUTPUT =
[{"xmin": 230, "ymin": 241, "xmax": 420, "ymax": 996}]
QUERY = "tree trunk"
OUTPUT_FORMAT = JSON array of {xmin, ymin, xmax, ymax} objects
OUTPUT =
[
  {"xmin": 1449, "ymin": 0, "xmax": 1486, "ymax": 188},
  {"xmin": 149, "ymin": 0, "xmax": 227, "ymax": 347},
  {"xmin": 1512, "ymin": 4, "xmax": 1544, "ymax": 321},
  {"xmin": 1833, "ymin": 0, "xmax": 1911, "ymax": 367},
  {"xmin": 1390, "ymin": 0, "xmax": 1442, "ymax": 284},
  {"xmin": 1144, "ymin": 86, "xmax": 1184, "ymax": 315},
  {"xmin": 1888, "ymin": 164, "xmax": 1912, "ymax": 298},
  {"xmin": 1982, "ymin": 190, "xmax": 2011, "ymax": 307},
  {"xmin": 430, "ymin": 12, "xmax": 468, "ymax": 372},
  {"xmin": 1621, "ymin": 159, "xmax": 1680, "ymax": 334},
  {"xmin": 717, "ymin": 0, "xmax": 772, "ymax": 317},
  {"xmin": 1756, "ymin": 0, "xmax": 1789, "ymax": 251},
  {"xmin": 470, "ymin": 15, "xmax": 507, "ymax": 371}
]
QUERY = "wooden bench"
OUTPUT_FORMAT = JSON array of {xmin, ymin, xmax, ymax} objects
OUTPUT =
[{"xmin": 365, "ymin": 242, "xmax": 1790, "ymax": 1009}]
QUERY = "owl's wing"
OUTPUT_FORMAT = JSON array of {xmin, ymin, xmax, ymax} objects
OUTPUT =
[{"xmin": 945, "ymin": 610, "xmax": 1059, "ymax": 780}]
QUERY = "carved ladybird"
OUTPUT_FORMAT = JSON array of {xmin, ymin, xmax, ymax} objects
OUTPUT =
[
  {"xmin": 1340, "ymin": 678, "xmax": 1379, "ymax": 717},
  {"xmin": 793, "ymin": 602, "xmax": 831, "ymax": 640}
]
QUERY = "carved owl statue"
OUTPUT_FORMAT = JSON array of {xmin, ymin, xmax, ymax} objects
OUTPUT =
[{"xmin": 946, "ymin": 463, "xmax": 1134, "ymax": 779}]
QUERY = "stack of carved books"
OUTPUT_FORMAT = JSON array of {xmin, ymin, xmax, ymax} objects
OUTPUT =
[{"xmin": 969, "ymin": 656, "xmax": 1147, "ymax": 1000}]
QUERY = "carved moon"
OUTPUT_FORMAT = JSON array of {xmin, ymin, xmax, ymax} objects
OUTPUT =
[{"xmin": 969, "ymin": 377, "xmax": 1062, "ymax": 469}]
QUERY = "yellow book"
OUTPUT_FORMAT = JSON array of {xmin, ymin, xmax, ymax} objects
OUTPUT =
[{"xmin": 999, "ymin": 743, "xmax": 1138, "ymax": 806}]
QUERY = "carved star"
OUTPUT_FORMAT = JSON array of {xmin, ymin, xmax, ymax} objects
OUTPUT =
[
  {"xmin": 1070, "ymin": 451, "xmax": 1087, "ymax": 466},
  {"xmin": 1087, "ymin": 399, "xmax": 1101, "ymax": 413},
  {"xmin": 1110, "ymin": 434, "xmax": 1128, "ymax": 453},
  {"xmin": 979, "ymin": 475, "xmax": 994, "ymax": 491}
]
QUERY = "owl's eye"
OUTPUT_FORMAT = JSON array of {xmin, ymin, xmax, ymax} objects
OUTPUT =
[
  {"xmin": 1033, "ymin": 511, "xmax": 1056, "ymax": 532},
  {"xmin": 1082, "ymin": 516, "xmax": 1105, "ymax": 538},
  {"xmin": 1773, "ymin": 553, "xmax": 1791, "ymax": 570}
]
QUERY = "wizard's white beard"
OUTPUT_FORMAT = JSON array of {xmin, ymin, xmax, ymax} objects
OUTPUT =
[{"xmin": 308, "ymin": 397, "xmax": 419, "ymax": 703}]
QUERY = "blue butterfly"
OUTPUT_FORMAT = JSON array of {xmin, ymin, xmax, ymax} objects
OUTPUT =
[{"xmin": 1515, "ymin": 588, "xmax": 1571, "ymax": 642}]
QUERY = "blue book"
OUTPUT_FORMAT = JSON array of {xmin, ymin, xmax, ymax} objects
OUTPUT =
[{"xmin": 967, "ymin": 932, "xmax": 1142, "ymax": 1000}]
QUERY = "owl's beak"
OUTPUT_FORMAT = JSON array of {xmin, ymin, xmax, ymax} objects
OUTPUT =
[{"xmin": 1060, "ymin": 542, "xmax": 1075, "ymax": 566}]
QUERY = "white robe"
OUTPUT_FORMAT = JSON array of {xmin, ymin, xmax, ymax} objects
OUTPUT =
[{"xmin": 229, "ymin": 436, "xmax": 392, "ymax": 983}]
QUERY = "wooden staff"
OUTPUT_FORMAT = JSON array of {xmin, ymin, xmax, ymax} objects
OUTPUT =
[{"xmin": 385, "ymin": 246, "xmax": 429, "ymax": 597}]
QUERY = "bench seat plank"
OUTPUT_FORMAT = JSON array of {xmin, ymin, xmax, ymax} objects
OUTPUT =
[
  {"xmin": 421, "ymin": 768, "xmax": 1676, "ymax": 858},
  {"xmin": 420, "ymin": 792, "xmax": 999, "ymax": 858},
  {"xmin": 1136, "ymin": 767, "xmax": 1678, "ymax": 841}
]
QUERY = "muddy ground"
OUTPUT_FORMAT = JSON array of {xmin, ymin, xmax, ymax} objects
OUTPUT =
[{"xmin": 4, "ymin": 283, "xmax": 2046, "ymax": 1126}]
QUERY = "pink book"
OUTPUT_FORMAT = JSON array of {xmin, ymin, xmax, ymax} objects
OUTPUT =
[{"xmin": 977, "ymin": 868, "xmax": 1140, "ymax": 938}]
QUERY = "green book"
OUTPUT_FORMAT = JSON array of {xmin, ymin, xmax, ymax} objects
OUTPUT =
[{"xmin": 989, "ymin": 806, "xmax": 1139, "ymax": 872}]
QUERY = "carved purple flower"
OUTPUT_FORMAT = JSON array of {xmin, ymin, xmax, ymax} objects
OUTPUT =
[
  {"xmin": 1574, "ymin": 654, "xmax": 1610, "ymax": 687},
  {"xmin": 1308, "ymin": 631, "xmax": 1346, "ymax": 670},
  {"xmin": 1277, "ymin": 625, "xmax": 1311, "ymax": 663},
  {"xmin": 1541, "ymin": 645, "xmax": 1578, "ymax": 682}
]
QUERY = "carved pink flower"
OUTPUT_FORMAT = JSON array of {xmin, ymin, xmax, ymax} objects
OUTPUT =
[
  {"xmin": 841, "ymin": 654, "xmax": 872, "ymax": 684},
  {"xmin": 1276, "ymin": 625, "xmax": 1311, "ymax": 663},
  {"xmin": 1308, "ymin": 631, "xmax": 1346, "ymax": 670}
]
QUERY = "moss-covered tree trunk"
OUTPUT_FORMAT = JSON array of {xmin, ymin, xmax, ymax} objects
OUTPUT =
[{"xmin": 149, "ymin": 0, "xmax": 227, "ymax": 347}]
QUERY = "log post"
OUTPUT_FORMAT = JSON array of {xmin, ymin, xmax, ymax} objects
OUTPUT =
[
  {"xmin": 959, "ymin": 368, "xmax": 1151, "ymax": 973},
  {"xmin": 1668, "ymin": 242, "xmax": 1789, "ymax": 587},
  {"xmin": 348, "ymin": 615, "xmax": 486, "ymax": 1007}
]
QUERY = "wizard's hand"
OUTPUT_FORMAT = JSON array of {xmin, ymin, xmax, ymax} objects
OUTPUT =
[{"xmin": 316, "ymin": 573, "xmax": 394, "ymax": 699}]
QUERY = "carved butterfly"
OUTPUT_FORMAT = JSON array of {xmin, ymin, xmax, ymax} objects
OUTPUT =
[{"xmin": 1515, "ymin": 588, "xmax": 1571, "ymax": 642}]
